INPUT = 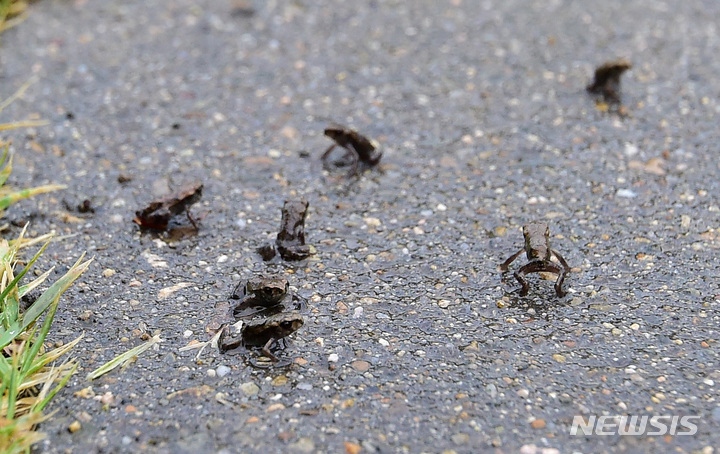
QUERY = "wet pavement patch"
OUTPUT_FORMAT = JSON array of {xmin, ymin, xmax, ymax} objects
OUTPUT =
[{"xmin": 1, "ymin": 0, "xmax": 719, "ymax": 453}]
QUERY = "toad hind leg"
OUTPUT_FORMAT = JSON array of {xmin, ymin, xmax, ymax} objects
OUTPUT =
[
  {"xmin": 514, "ymin": 261, "xmax": 566, "ymax": 297},
  {"xmin": 550, "ymin": 250, "xmax": 570, "ymax": 297},
  {"xmin": 261, "ymin": 337, "xmax": 279, "ymax": 362},
  {"xmin": 551, "ymin": 250, "xmax": 570, "ymax": 271}
]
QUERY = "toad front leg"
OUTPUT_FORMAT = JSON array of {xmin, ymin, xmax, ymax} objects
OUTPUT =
[
  {"xmin": 321, "ymin": 143, "xmax": 360, "ymax": 176},
  {"xmin": 514, "ymin": 260, "xmax": 568, "ymax": 297},
  {"xmin": 500, "ymin": 249, "xmax": 525, "ymax": 272}
]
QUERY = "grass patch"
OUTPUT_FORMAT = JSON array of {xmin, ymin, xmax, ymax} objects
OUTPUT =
[
  {"xmin": 0, "ymin": 78, "xmax": 90, "ymax": 453},
  {"xmin": 0, "ymin": 0, "xmax": 32, "ymax": 35},
  {"xmin": 0, "ymin": 228, "xmax": 92, "ymax": 453}
]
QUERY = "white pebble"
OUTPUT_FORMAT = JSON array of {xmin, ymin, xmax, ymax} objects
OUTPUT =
[
  {"xmin": 624, "ymin": 142, "xmax": 639, "ymax": 156},
  {"xmin": 436, "ymin": 203, "xmax": 447, "ymax": 211},
  {"xmin": 616, "ymin": 189, "xmax": 637, "ymax": 198},
  {"xmin": 379, "ymin": 339, "xmax": 389, "ymax": 347},
  {"xmin": 328, "ymin": 353, "xmax": 339, "ymax": 362},
  {"xmin": 183, "ymin": 330, "xmax": 193, "ymax": 338},
  {"xmin": 217, "ymin": 365, "xmax": 231, "ymax": 377}
]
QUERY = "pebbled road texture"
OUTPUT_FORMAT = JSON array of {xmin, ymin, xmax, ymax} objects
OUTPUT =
[{"xmin": 1, "ymin": 0, "xmax": 719, "ymax": 453}]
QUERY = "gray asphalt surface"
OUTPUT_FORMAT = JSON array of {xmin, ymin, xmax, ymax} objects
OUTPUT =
[{"xmin": 1, "ymin": 0, "xmax": 719, "ymax": 453}]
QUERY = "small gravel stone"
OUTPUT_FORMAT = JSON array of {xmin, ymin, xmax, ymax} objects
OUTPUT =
[
  {"xmin": 351, "ymin": 360, "xmax": 370, "ymax": 372},
  {"xmin": 267, "ymin": 403, "xmax": 286, "ymax": 412},
  {"xmin": 616, "ymin": 189, "xmax": 637, "ymax": 198},
  {"xmin": 290, "ymin": 437, "xmax": 315, "ymax": 453},
  {"xmin": 68, "ymin": 421, "xmax": 82, "ymax": 433},
  {"xmin": 296, "ymin": 383, "xmax": 313, "ymax": 391},
  {"xmin": 328, "ymin": 353, "xmax": 339, "ymax": 362},
  {"xmin": 344, "ymin": 442, "xmax": 362, "ymax": 454},
  {"xmin": 530, "ymin": 419, "xmax": 546, "ymax": 429},
  {"xmin": 486, "ymin": 384, "xmax": 498, "ymax": 398},
  {"xmin": 216, "ymin": 365, "xmax": 230, "ymax": 377},
  {"xmin": 451, "ymin": 433, "xmax": 469, "ymax": 445},
  {"xmin": 240, "ymin": 382, "xmax": 259, "ymax": 395},
  {"xmin": 364, "ymin": 217, "xmax": 381, "ymax": 227}
]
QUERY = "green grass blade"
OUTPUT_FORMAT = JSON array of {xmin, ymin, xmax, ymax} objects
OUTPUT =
[
  {"xmin": 0, "ymin": 184, "xmax": 66, "ymax": 211},
  {"xmin": 5, "ymin": 346, "xmax": 22, "ymax": 419},
  {"xmin": 33, "ymin": 362, "xmax": 78, "ymax": 413},
  {"xmin": 0, "ymin": 257, "xmax": 92, "ymax": 350},
  {"xmin": 20, "ymin": 300, "xmax": 58, "ymax": 374},
  {"xmin": 0, "ymin": 76, "xmax": 38, "ymax": 113},
  {"xmin": 87, "ymin": 334, "xmax": 162, "ymax": 380},
  {"xmin": 0, "ymin": 143, "xmax": 9, "ymax": 187},
  {"xmin": 0, "ymin": 291, "xmax": 18, "ymax": 333},
  {"xmin": 0, "ymin": 239, "xmax": 50, "ymax": 308},
  {"xmin": 18, "ymin": 267, "xmax": 53, "ymax": 298},
  {"xmin": 0, "ymin": 120, "xmax": 50, "ymax": 131},
  {"xmin": 24, "ymin": 334, "xmax": 82, "ymax": 379}
]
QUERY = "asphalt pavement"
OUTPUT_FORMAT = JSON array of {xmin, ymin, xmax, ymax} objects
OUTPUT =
[{"xmin": 1, "ymin": 0, "xmax": 719, "ymax": 453}]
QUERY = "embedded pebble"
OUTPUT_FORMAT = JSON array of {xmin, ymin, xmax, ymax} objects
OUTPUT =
[
  {"xmin": 530, "ymin": 419, "xmax": 546, "ymax": 429},
  {"xmin": 351, "ymin": 360, "xmax": 370, "ymax": 372},
  {"xmin": 290, "ymin": 438, "xmax": 315, "ymax": 453},
  {"xmin": 240, "ymin": 382, "xmax": 259, "ymax": 395},
  {"xmin": 364, "ymin": 217, "xmax": 381, "ymax": 227},
  {"xmin": 520, "ymin": 445, "xmax": 559, "ymax": 454},
  {"xmin": 68, "ymin": 421, "xmax": 82, "ymax": 433},
  {"xmin": 616, "ymin": 189, "xmax": 637, "ymax": 198},
  {"xmin": 328, "ymin": 353, "xmax": 339, "ymax": 362},
  {"xmin": 216, "ymin": 365, "xmax": 230, "ymax": 377}
]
